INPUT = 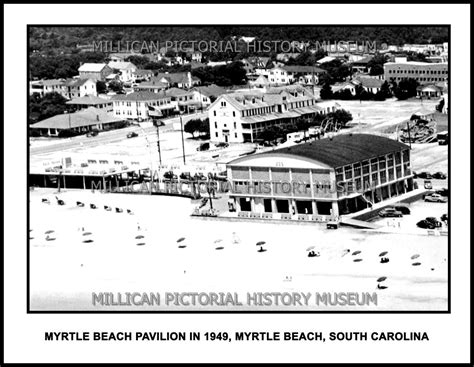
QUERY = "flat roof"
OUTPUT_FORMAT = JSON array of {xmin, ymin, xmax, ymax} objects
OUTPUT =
[{"xmin": 232, "ymin": 134, "xmax": 409, "ymax": 168}]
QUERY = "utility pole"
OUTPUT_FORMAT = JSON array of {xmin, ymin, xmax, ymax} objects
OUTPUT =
[
  {"xmin": 156, "ymin": 122, "xmax": 162, "ymax": 166},
  {"xmin": 180, "ymin": 115, "xmax": 186, "ymax": 165},
  {"xmin": 406, "ymin": 120, "xmax": 412, "ymax": 149}
]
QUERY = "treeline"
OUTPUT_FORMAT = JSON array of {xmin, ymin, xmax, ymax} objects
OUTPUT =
[
  {"xmin": 29, "ymin": 26, "xmax": 449, "ymax": 54},
  {"xmin": 321, "ymin": 78, "xmax": 420, "ymax": 101},
  {"xmin": 29, "ymin": 52, "xmax": 106, "ymax": 79}
]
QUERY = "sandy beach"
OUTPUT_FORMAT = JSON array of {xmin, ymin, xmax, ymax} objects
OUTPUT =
[{"xmin": 29, "ymin": 188, "xmax": 448, "ymax": 311}]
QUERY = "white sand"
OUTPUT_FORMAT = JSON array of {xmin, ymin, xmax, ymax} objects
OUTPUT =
[{"xmin": 29, "ymin": 189, "xmax": 448, "ymax": 311}]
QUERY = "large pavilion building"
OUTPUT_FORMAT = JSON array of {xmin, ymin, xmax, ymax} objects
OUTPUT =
[{"xmin": 226, "ymin": 134, "xmax": 414, "ymax": 221}]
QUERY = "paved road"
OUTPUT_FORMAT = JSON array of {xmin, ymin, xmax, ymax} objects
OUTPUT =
[{"xmin": 30, "ymin": 124, "xmax": 173, "ymax": 156}]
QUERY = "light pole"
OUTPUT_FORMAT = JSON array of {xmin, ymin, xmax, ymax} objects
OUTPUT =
[{"xmin": 180, "ymin": 115, "xmax": 186, "ymax": 165}]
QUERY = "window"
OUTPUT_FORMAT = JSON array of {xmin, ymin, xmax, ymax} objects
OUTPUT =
[
  {"xmin": 213, "ymin": 111, "xmax": 216, "ymax": 116},
  {"xmin": 214, "ymin": 122, "xmax": 217, "ymax": 128},
  {"xmin": 234, "ymin": 122, "xmax": 237, "ymax": 129},
  {"xmin": 344, "ymin": 165, "xmax": 353, "ymax": 179},
  {"xmin": 215, "ymin": 132, "xmax": 218, "ymax": 137},
  {"xmin": 354, "ymin": 164, "xmax": 361, "ymax": 178},
  {"xmin": 233, "ymin": 111, "xmax": 235, "ymax": 117},
  {"xmin": 235, "ymin": 133, "xmax": 237, "ymax": 138}
]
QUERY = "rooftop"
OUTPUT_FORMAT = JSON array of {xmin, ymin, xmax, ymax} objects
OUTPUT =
[
  {"xmin": 66, "ymin": 95, "xmax": 112, "ymax": 105},
  {"xmin": 108, "ymin": 61, "xmax": 137, "ymax": 70},
  {"xmin": 30, "ymin": 107, "xmax": 123, "ymax": 130},
  {"xmin": 252, "ymin": 134, "xmax": 410, "ymax": 168},
  {"xmin": 280, "ymin": 65, "xmax": 327, "ymax": 74},
  {"xmin": 112, "ymin": 91, "xmax": 169, "ymax": 102},
  {"xmin": 78, "ymin": 63, "xmax": 109, "ymax": 72}
]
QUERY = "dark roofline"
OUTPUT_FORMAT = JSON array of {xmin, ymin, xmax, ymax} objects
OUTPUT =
[{"xmin": 229, "ymin": 134, "xmax": 410, "ymax": 168}]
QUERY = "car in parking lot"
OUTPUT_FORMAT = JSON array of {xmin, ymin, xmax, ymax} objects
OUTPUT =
[
  {"xmin": 417, "ymin": 220, "xmax": 436, "ymax": 229},
  {"xmin": 441, "ymin": 213, "xmax": 448, "ymax": 224},
  {"xmin": 425, "ymin": 216, "xmax": 442, "ymax": 227},
  {"xmin": 417, "ymin": 172, "xmax": 433, "ymax": 179},
  {"xmin": 163, "ymin": 171, "xmax": 178, "ymax": 180},
  {"xmin": 197, "ymin": 142, "xmax": 210, "ymax": 151},
  {"xmin": 432, "ymin": 172, "xmax": 447, "ymax": 180},
  {"xmin": 393, "ymin": 204, "xmax": 411, "ymax": 215},
  {"xmin": 215, "ymin": 142, "xmax": 229, "ymax": 148},
  {"xmin": 127, "ymin": 132, "xmax": 138, "ymax": 138},
  {"xmin": 86, "ymin": 130, "xmax": 99, "ymax": 137},
  {"xmin": 424, "ymin": 193, "xmax": 448, "ymax": 203},
  {"xmin": 378, "ymin": 207, "xmax": 403, "ymax": 218}
]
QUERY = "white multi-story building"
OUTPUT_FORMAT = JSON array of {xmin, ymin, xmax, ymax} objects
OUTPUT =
[
  {"xmin": 209, "ymin": 86, "xmax": 338, "ymax": 144},
  {"xmin": 112, "ymin": 91, "xmax": 175, "ymax": 121},
  {"xmin": 29, "ymin": 79, "xmax": 66, "ymax": 97},
  {"xmin": 108, "ymin": 61, "xmax": 137, "ymax": 82},
  {"xmin": 268, "ymin": 65, "xmax": 326, "ymax": 85}
]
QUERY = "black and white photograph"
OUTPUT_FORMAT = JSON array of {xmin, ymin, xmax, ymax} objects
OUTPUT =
[
  {"xmin": 3, "ymin": 3, "xmax": 471, "ymax": 364},
  {"xmin": 27, "ymin": 24, "xmax": 451, "ymax": 312}
]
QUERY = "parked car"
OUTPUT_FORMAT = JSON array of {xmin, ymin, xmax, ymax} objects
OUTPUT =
[
  {"xmin": 436, "ymin": 188, "xmax": 449, "ymax": 197},
  {"xmin": 425, "ymin": 216, "xmax": 442, "ymax": 227},
  {"xmin": 379, "ymin": 207, "xmax": 403, "ymax": 218},
  {"xmin": 424, "ymin": 193, "xmax": 448, "ymax": 203},
  {"xmin": 417, "ymin": 172, "xmax": 433, "ymax": 179},
  {"xmin": 215, "ymin": 142, "xmax": 229, "ymax": 148},
  {"xmin": 432, "ymin": 172, "xmax": 447, "ymax": 180},
  {"xmin": 163, "ymin": 171, "xmax": 177, "ymax": 180},
  {"xmin": 197, "ymin": 142, "xmax": 210, "ymax": 151},
  {"xmin": 127, "ymin": 132, "xmax": 138, "ymax": 138},
  {"xmin": 86, "ymin": 130, "xmax": 99, "ymax": 137},
  {"xmin": 393, "ymin": 204, "xmax": 411, "ymax": 215},
  {"xmin": 417, "ymin": 220, "xmax": 436, "ymax": 229},
  {"xmin": 441, "ymin": 213, "xmax": 448, "ymax": 224},
  {"xmin": 179, "ymin": 172, "xmax": 192, "ymax": 180}
]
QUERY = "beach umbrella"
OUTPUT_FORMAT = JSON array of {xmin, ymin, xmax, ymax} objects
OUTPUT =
[
  {"xmin": 135, "ymin": 235, "xmax": 145, "ymax": 239},
  {"xmin": 83, "ymin": 239, "xmax": 93, "ymax": 243},
  {"xmin": 411, "ymin": 254, "xmax": 420, "ymax": 260},
  {"xmin": 306, "ymin": 246, "xmax": 316, "ymax": 251},
  {"xmin": 177, "ymin": 237, "xmax": 185, "ymax": 243},
  {"xmin": 256, "ymin": 241, "xmax": 266, "ymax": 246},
  {"xmin": 379, "ymin": 251, "xmax": 388, "ymax": 257},
  {"xmin": 377, "ymin": 276, "xmax": 387, "ymax": 282},
  {"xmin": 412, "ymin": 262, "xmax": 421, "ymax": 266},
  {"xmin": 45, "ymin": 230, "xmax": 54, "ymax": 234},
  {"xmin": 214, "ymin": 239, "xmax": 223, "ymax": 243},
  {"xmin": 353, "ymin": 258, "xmax": 363, "ymax": 262},
  {"xmin": 83, "ymin": 232, "xmax": 92, "ymax": 236},
  {"xmin": 215, "ymin": 246, "xmax": 224, "ymax": 250},
  {"xmin": 136, "ymin": 242, "xmax": 146, "ymax": 246},
  {"xmin": 352, "ymin": 250, "xmax": 361, "ymax": 256},
  {"xmin": 178, "ymin": 245, "xmax": 187, "ymax": 248}
]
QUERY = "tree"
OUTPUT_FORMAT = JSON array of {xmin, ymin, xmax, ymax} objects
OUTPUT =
[
  {"xmin": 108, "ymin": 80, "xmax": 124, "ymax": 93},
  {"xmin": 393, "ymin": 78, "xmax": 419, "ymax": 100},
  {"xmin": 328, "ymin": 109, "xmax": 353, "ymax": 128},
  {"xmin": 436, "ymin": 98, "xmax": 445, "ymax": 112},
  {"xmin": 259, "ymin": 126, "xmax": 284, "ymax": 142},
  {"xmin": 367, "ymin": 54, "xmax": 387, "ymax": 76},
  {"xmin": 197, "ymin": 118, "xmax": 210, "ymax": 137},
  {"xmin": 29, "ymin": 92, "xmax": 72, "ymax": 124},
  {"xmin": 380, "ymin": 81, "xmax": 392, "ymax": 98},
  {"xmin": 320, "ymin": 83, "xmax": 333, "ymax": 100},
  {"xmin": 96, "ymin": 81, "xmax": 107, "ymax": 94},
  {"xmin": 184, "ymin": 119, "xmax": 201, "ymax": 138}
]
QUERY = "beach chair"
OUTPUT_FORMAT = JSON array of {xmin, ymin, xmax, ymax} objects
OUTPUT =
[
  {"xmin": 76, "ymin": 201, "xmax": 84, "ymax": 207},
  {"xmin": 90, "ymin": 204, "xmax": 97, "ymax": 209}
]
